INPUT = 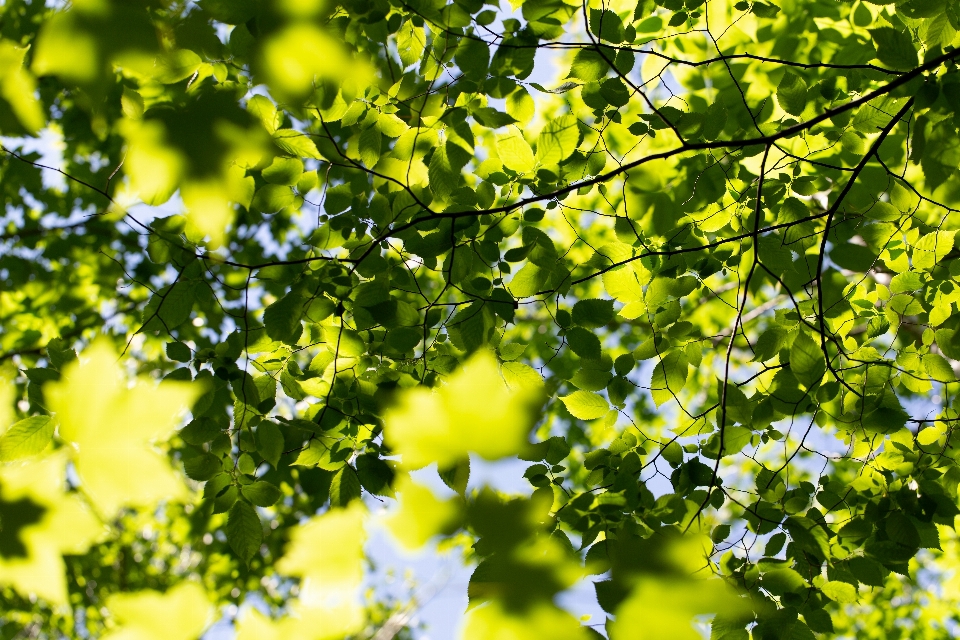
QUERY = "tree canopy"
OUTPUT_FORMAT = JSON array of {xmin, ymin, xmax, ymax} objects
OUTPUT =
[{"xmin": 2, "ymin": 0, "xmax": 960, "ymax": 637}]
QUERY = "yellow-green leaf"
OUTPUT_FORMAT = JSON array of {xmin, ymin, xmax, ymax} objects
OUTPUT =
[
  {"xmin": 384, "ymin": 476, "xmax": 462, "ymax": 549},
  {"xmin": 561, "ymin": 390, "xmax": 610, "ymax": 420},
  {"xmin": 44, "ymin": 339, "xmax": 200, "ymax": 517},
  {"xmin": 0, "ymin": 415, "xmax": 55, "ymax": 461},
  {"xmin": 536, "ymin": 115, "xmax": 579, "ymax": 166},
  {"xmin": 0, "ymin": 454, "xmax": 101, "ymax": 604},
  {"xmin": 821, "ymin": 580, "xmax": 858, "ymax": 604},
  {"xmin": 0, "ymin": 41, "xmax": 44, "ymax": 133},
  {"xmin": 384, "ymin": 351, "xmax": 543, "ymax": 469},
  {"xmin": 912, "ymin": 230, "xmax": 956, "ymax": 271},
  {"xmin": 102, "ymin": 582, "xmax": 213, "ymax": 640},
  {"xmin": 496, "ymin": 128, "xmax": 535, "ymax": 173}
]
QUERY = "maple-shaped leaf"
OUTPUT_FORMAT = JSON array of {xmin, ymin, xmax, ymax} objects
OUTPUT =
[
  {"xmin": 383, "ymin": 351, "xmax": 544, "ymax": 469},
  {"xmin": 237, "ymin": 504, "xmax": 367, "ymax": 640},
  {"xmin": 102, "ymin": 582, "xmax": 213, "ymax": 640},
  {"xmin": 0, "ymin": 453, "xmax": 102, "ymax": 604},
  {"xmin": 45, "ymin": 339, "xmax": 200, "ymax": 517}
]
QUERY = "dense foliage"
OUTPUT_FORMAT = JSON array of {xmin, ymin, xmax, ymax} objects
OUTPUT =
[{"xmin": 2, "ymin": 0, "xmax": 960, "ymax": 637}]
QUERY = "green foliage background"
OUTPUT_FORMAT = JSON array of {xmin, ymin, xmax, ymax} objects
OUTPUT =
[{"xmin": 2, "ymin": 0, "xmax": 960, "ymax": 637}]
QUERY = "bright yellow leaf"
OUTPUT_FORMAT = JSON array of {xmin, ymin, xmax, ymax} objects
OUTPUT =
[
  {"xmin": 461, "ymin": 600, "xmax": 591, "ymax": 640},
  {"xmin": 384, "ymin": 476, "xmax": 462, "ymax": 549},
  {"xmin": 102, "ymin": 582, "xmax": 213, "ymax": 640},
  {"xmin": 259, "ymin": 24, "xmax": 373, "ymax": 101},
  {"xmin": 259, "ymin": 503, "xmax": 367, "ymax": 639},
  {"xmin": 0, "ymin": 366, "xmax": 14, "ymax": 431},
  {"xmin": 609, "ymin": 575, "xmax": 744, "ymax": 640},
  {"xmin": 383, "ymin": 351, "xmax": 543, "ymax": 469},
  {"xmin": 0, "ymin": 453, "xmax": 102, "ymax": 604},
  {"xmin": 276, "ymin": 502, "xmax": 365, "ymax": 588},
  {"xmin": 0, "ymin": 41, "xmax": 45, "ymax": 134},
  {"xmin": 45, "ymin": 339, "xmax": 200, "ymax": 517},
  {"xmin": 236, "ymin": 600, "xmax": 364, "ymax": 640}
]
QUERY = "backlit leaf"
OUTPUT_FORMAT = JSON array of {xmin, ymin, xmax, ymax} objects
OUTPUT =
[
  {"xmin": 561, "ymin": 390, "xmax": 609, "ymax": 420},
  {"xmin": 102, "ymin": 583, "xmax": 213, "ymax": 640},
  {"xmin": 496, "ymin": 128, "xmax": 535, "ymax": 173},
  {"xmin": 776, "ymin": 71, "xmax": 807, "ymax": 116},
  {"xmin": 384, "ymin": 476, "xmax": 461, "ymax": 549},
  {"xmin": 45, "ymin": 340, "xmax": 200, "ymax": 517},
  {"xmin": 0, "ymin": 416, "xmax": 55, "ymax": 461},
  {"xmin": 384, "ymin": 351, "xmax": 543, "ymax": 469}
]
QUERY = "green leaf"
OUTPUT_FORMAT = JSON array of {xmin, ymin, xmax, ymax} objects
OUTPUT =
[
  {"xmin": 923, "ymin": 353, "xmax": 955, "ymax": 381},
  {"xmin": 536, "ymin": 114, "xmax": 579, "ymax": 166},
  {"xmin": 499, "ymin": 343, "xmax": 527, "ymax": 361},
  {"xmin": 912, "ymin": 230, "xmax": 956, "ymax": 271},
  {"xmin": 568, "ymin": 49, "xmax": 609, "ymax": 82},
  {"xmin": 711, "ymin": 612, "xmax": 751, "ymax": 640},
  {"xmin": 154, "ymin": 281, "xmax": 196, "ymax": 329},
  {"xmin": 263, "ymin": 293, "xmax": 303, "ymax": 344},
  {"xmin": 256, "ymin": 421, "xmax": 285, "ymax": 468},
  {"xmin": 885, "ymin": 512, "xmax": 920, "ymax": 547},
  {"xmin": 227, "ymin": 500, "xmax": 262, "ymax": 564},
  {"xmin": 790, "ymin": 331, "xmax": 826, "ymax": 389},
  {"xmin": 256, "ymin": 420, "xmax": 284, "ymax": 468},
  {"xmin": 501, "ymin": 361, "xmax": 543, "ymax": 389},
  {"xmin": 429, "ymin": 141, "xmax": 458, "ymax": 201},
  {"xmin": 241, "ymin": 481, "xmax": 282, "ymax": 507},
  {"xmin": 650, "ymin": 351, "xmax": 688, "ymax": 407},
  {"xmin": 273, "ymin": 129, "xmax": 322, "ymax": 159},
  {"xmin": 661, "ymin": 441, "xmax": 684, "ymax": 465},
  {"xmin": 183, "ymin": 453, "xmax": 222, "ymax": 481},
  {"xmin": 776, "ymin": 71, "xmax": 807, "ymax": 117},
  {"xmin": 589, "ymin": 9, "xmax": 624, "ymax": 43},
  {"xmin": 752, "ymin": 327, "xmax": 786, "ymax": 362},
  {"xmin": 165, "ymin": 341, "xmax": 192, "ymax": 362},
  {"xmin": 455, "ymin": 37, "xmax": 490, "ymax": 79},
  {"xmin": 702, "ymin": 101, "xmax": 728, "ymax": 141},
  {"xmin": 201, "ymin": 0, "xmax": 257, "ymax": 24},
  {"xmin": 751, "ymin": 2, "xmax": 780, "ymax": 18},
  {"xmin": 359, "ymin": 126, "xmax": 382, "ymax": 168},
  {"xmin": 830, "ymin": 243, "xmax": 878, "ymax": 271},
  {"xmin": 496, "ymin": 128, "xmax": 535, "ymax": 173},
  {"xmin": 871, "ymin": 28, "xmax": 918, "ymax": 70},
  {"xmin": 890, "ymin": 271, "xmax": 923, "ymax": 293},
  {"xmin": 262, "ymin": 156, "xmax": 304, "ymax": 185},
  {"xmin": 330, "ymin": 466, "xmax": 362, "ymax": 506},
  {"xmin": 917, "ymin": 425, "xmax": 944, "ymax": 446},
  {"xmin": 764, "ymin": 532, "xmax": 786, "ymax": 555},
  {"xmin": 180, "ymin": 418, "xmax": 222, "ymax": 445},
  {"xmin": 821, "ymin": 580, "xmax": 857, "ymax": 603},
  {"xmin": 448, "ymin": 302, "xmax": 491, "ymax": 352},
  {"xmin": 0, "ymin": 416, "xmax": 55, "ymax": 461},
  {"xmin": 323, "ymin": 326, "xmax": 366, "ymax": 358},
  {"xmin": 852, "ymin": 97, "xmax": 908, "ymax": 134},
  {"xmin": 397, "ymin": 20, "xmax": 425, "ymax": 68},
  {"xmin": 561, "ymin": 390, "xmax": 610, "ymax": 420},
  {"xmin": 154, "ymin": 49, "xmax": 201, "ymax": 84},
  {"xmin": 506, "ymin": 88, "xmax": 535, "ymax": 124},
  {"xmin": 566, "ymin": 326, "xmax": 602, "ymax": 359},
  {"xmin": 253, "ymin": 184, "xmax": 296, "ymax": 213},
  {"xmin": 247, "ymin": 94, "xmax": 280, "ymax": 134},
  {"xmin": 572, "ymin": 298, "xmax": 615, "ymax": 328},
  {"xmin": 357, "ymin": 453, "xmax": 396, "ymax": 496},
  {"xmin": 509, "ymin": 262, "xmax": 549, "ymax": 298},
  {"xmin": 46, "ymin": 338, "xmax": 77, "ymax": 370},
  {"xmin": 760, "ymin": 568, "xmax": 806, "ymax": 595},
  {"xmin": 437, "ymin": 457, "xmax": 470, "ymax": 495},
  {"xmin": 848, "ymin": 556, "xmax": 886, "ymax": 586},
  {"xmin": 711, "ymin": 524, "xmax": 731, "ymax": 543}
]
